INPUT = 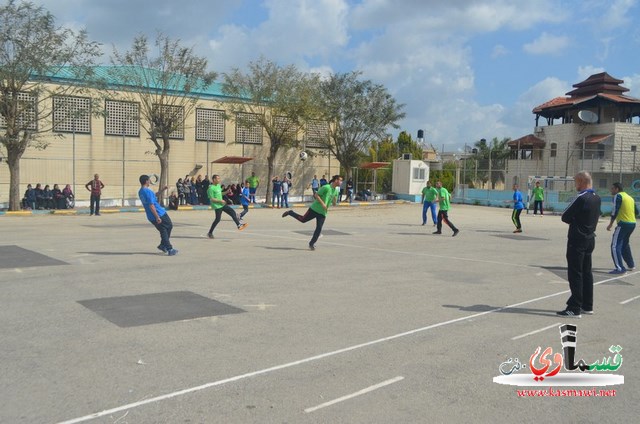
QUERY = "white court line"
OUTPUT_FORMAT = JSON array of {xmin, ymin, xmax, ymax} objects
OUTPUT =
[
  {"xmin": 304, "ymin": 376, "xmax": 404, "ymax": 413},
  {"xmin": 620, "ymin": 294, "xmax": 640, "ymax": 305},
  {"xmin": 57, "ymin": 272, "xmax": 629, "ymax": 424},
  {"xmin": 511, "ymin": 322, "xmax": 561, "ymax": 340},
  {"xmin": 242, "ymin": 230, "xmax": 537, "ymax": 269}
]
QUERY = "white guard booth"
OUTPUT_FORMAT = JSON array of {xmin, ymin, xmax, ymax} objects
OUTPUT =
[{"xmin": 391, "ymin": 156, "xmax": 430, "ymax": 202}]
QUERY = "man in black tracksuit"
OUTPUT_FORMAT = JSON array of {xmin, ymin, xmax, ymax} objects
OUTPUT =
[{"xmin": 558, "ymin": 171, "xmax": 601, "ymax": 318}]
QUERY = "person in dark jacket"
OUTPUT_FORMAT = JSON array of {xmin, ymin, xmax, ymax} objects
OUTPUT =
[
  {"xmin": 557, "ymin": 171, "xmax": 601, "ymax": 318},
  {"xmin": 42, "ymin": 184, "xmax": 54, "ymax": 209},
  {"xmin": 34, "ymin": 183, "xmax": 44, "ymax": 209},
  {"xmin": 23, "ymin": 184, "xmax": 36, "ymax": 209},
  {"xmin": 52, "ymin": 184, "xmax": 64, "ymax": 209}
]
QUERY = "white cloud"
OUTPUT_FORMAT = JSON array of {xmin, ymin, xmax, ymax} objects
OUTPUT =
[
  {"xmin": 506, "ymin": 77, "xmax": 571, "ymax": 134},
  {"xmin": 491, "ymin": 44, "xmax": 509, "ymax": 58},
  {"xmin": 523, "ymin": 32, "xmax": 571, "ymax": 56},
  {"xmin": 208, "ymin": 0, "xmax": 349, "ymax": 72},
  {"xmin": 601, "ymin": 0, "xmax": 637, "ymax": 28},
  {"xmin": 621, "ymin": 73, "xmax": 640, "ymax": 98},
  {"xmin": 577, "ymin": 65, "xmax": 605, "ymax": 81}
]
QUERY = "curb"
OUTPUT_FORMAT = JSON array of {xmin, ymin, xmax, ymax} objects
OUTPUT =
[{"xmin": 0, "ymin": 200, "xmax": 410, "ymax": 216}]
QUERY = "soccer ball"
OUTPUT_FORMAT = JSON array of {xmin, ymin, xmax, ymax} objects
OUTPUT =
[{"xmin": 299, "ymin": 151, "xmax": 308, "ymax": 161}]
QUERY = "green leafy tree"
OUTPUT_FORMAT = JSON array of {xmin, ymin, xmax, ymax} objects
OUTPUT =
[
  {"xmin": 0, "ymin": 0, "xmax": 101, "ymax": 210},
  {"xmin": 430, "ymin": 161, "xmax": 456, "ymax": 192},
  {"xmin": 396, "ymin": 131, "xmax": 423, "ymax": 160},
  {"xmin": 108, "ymin": 33, "xmax": 216, "ymax": 202},
  {"xmin": 317, "ymin": 71, "xmax": 405, "ymax": 180},
  {"xmin": 473, "ymin": 137, "xmax": 511, "ymax": 189},
  {"xmin": 222, "ymin": 57, "xmax": 319, "ymax": 202}
]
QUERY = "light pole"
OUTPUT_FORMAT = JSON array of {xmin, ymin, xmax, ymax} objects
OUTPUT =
[
  {"xmin": 122, "ymin": 121, "xmax": 126, "ymax": 207},
  {"xmin": 72, "ymin": 118, "xmax": 76, "ymax": 198}
]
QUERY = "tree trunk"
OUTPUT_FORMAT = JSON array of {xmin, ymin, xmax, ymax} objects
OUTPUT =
[
  {"xmin": 7, "ymin": 145, "xmax": 24, "ymax": 211},
  {"xmin": 157, "ymin": 140, "xmax": 170, "ymax": 205},
  {"xmin": 265, "ymin": 152, "xmax": 274, "ymax": 205}
]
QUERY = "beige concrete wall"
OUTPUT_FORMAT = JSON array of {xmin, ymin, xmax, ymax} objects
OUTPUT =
[{"xmin": 0, "ymin": 92, "xmax": 337, "ymax": 207}]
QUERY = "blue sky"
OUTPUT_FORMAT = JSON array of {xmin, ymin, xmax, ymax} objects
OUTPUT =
[{"xmin": 35, "ymin": 0, "xmax": 640, "ymax": 151}]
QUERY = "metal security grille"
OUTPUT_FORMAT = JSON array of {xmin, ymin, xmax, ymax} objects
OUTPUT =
[
  {"xmin": 236, "ymin": 112, "xmax": 262, "ymax": 144},
  {"xmin": 155, "ymin": 104, "xmax": 184, "ymax": 140},
  {"xmin": 105, "ymin": 100, "xmax": 140, "ymax": 136},
  {"xmin": 52, "ymin": 96, "xmax": 91, "ymax": 133},
  {"xmin": 195, "ymin": 108, "xmax": 225, "ymax": 142},
  {"xmin": 0, "ymin": 92, "xmax": 37, "ymax": 130},
  {"xmin": 305, "ymin": 120, "xmax": 328, "ymax": 148},
  {"xmin": 273, "ymin": 115, "xmax": 297, "ymax": 141}
]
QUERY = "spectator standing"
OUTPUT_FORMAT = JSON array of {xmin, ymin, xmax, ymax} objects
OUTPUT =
[
  {"xmin": 281, "ymin": 176, "xmax": 290, "ymax": 208},
  {"xmin": 189, "ymin": 177, "xmax": 198, "ymax": 205},
  {"xmin": 272, "ymin": 176, "xmax": 282, "ymax": 208},
  {"xmin": 557, "ymin": 171, "xmax": 601, "ymax": 317},
  {"xmin": 606, "ymin": 182, "xmax": 637, "ymax": 274},
  {"xmin": 85, "ymin": 174, "xmax": 105, "ymax": 216},
  {"xmin": 247, "ymin": 172, "xmax": 259, "ymax": 203},
  {"xmin": 195, "ymin": 175, "xmax": 204, "ymax": 205},
  {"xmin": 310, "ymin": 175, "xmax": 320, "ymax": 195},
  {"xmin": 345, "ymin": 179, "xmax": 354, "ymax": 204},
  {"xmin": 176, "ymin": 178, "xmax": 186, "ymax": 205},
  {"xmin": 319, "ymin": 175, "xmax": 328, "ymax": 186}
]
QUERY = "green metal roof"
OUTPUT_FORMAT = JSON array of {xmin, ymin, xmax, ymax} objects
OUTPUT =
[{"xmin": 36, "ymin": 65, "xmax": 231, "ymax": 100}]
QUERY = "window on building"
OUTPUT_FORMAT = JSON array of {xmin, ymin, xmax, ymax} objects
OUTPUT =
[
  {"xmin": 153, "ymin": 104, "xmax": 184, "ymax": 140},
  {"xmin": 53, "ymin": 96, "xmax": 91, "ymax": 133},
  {"xmin": 632, "ymin": 145, "xmax": 637, "ymax": 152},
  {"xmin": 305, "ymin": 120, "xmax": 329, "ymax": 148},
  {"xmin": 273, "ymin": 116, "xmax": 297, "ymax": 142},
  {"xmin": 550, "ymin": 143, "xmax": 557, "ymax": 158},
  {"xmin": 235, "ymin": 112, "xmax": 262, "ymax": 144},
  {"xmin": 105, "ymin": 100, "xmax": 140, "ymax": 137},
  {"xmin": 412, "ymin": 167, "xmax": 426, "ymax": 180},
  {"xmin": 0, "ymin": 92, "xmax": 37, "ymax": 131},
  {"xmin": 597, "ymin": 144, "xmax": 605, "ymax": 159},
  {"xmin": 599, "ymin": 179, "xmax": 608, "ymax": 189},
  {"xmin": 195, "ymin": 108, "xmax": 225, "ymax": 142}
]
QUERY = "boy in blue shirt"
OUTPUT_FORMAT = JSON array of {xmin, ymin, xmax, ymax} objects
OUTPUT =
[
  {"xmin": 511, "ymin": 184, "xmax": 524, "ymax": 233},
  {"xmin": 138, "ymin": 174, "xmax": 177, "ymax": 256},
  {"xmin": 239, "ymin": 180, "xmax": 251, "ymax": 220}
]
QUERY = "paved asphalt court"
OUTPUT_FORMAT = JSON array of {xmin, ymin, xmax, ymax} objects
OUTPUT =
[{"xmin": 0, "ymin": 203, "xmax": 637, "ymax": 423}]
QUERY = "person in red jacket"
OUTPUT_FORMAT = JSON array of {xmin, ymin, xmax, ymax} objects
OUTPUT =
[{"xmin": 85, "ymin": 173, "xmax": 105, "ymax": 216}]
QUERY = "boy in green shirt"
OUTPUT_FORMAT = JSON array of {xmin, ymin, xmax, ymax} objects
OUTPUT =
[
  {"xmin": 206, "ymin": 174, "xmax": 248, "ymax": 238},
  {"xmin": 532, "ymin": 181, "xmax": 544, "ymax": 215},
  {"xmin": 421, "ymin": 181, "xmax": 438, "ymax": 226},
  {"xmin": 282, "ymin": 175, "xmax": 343, "ymax": 250},
  {"xmin": 433, "ymin": 180, "xmax": 459, "ymax": 237}
]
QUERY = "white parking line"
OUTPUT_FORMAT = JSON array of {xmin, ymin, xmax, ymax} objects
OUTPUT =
[
  {"xmin": 304, "ymin": 376, "xmax": 404, "ymax": 413},
  {"xmin": 511, "ymin": 323, "xmax": 561, "ymax": 340},
  {"xmin": 620, "ymin": 294, "xmax": 640, "ymax": 305},
  {"xmin": 57, "ymin": 272, "xmax": 629, "ymax": 424}
]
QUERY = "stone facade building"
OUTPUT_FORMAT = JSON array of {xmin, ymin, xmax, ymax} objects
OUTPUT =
[{"xmin": 505, "ymin": 72, "xmax": 640, "ymax": 190}]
